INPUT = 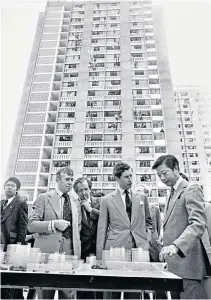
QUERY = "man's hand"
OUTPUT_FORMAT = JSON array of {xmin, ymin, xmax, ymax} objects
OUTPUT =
[
  {"xmin": 159, "ymin": 245, "xmax": 179, "ymax": 261},
  {"xmin": 81, "ymin": 200, "xmax": 92, "ymax": 213},
  {"xmin": 54, "ymin": 220, "xmax": 70, "ymax": 231}
]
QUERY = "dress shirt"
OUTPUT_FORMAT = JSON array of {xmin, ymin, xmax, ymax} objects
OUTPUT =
[
  {"xmin": 48, "ymin": 188, "xmax": 69, "ymax": 233},
  {"xmin": 3, "ymin": 196, "xmax": 15, "ymax": 208},
  {"xmin": 118, "ymin": 186, "xmax": 132, "ymax": 208},
  {"xmin": 173, "ymin": 176, "xmax": 183, "ymax": 192}
]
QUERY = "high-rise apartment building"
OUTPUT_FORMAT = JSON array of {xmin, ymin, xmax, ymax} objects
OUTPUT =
[
  {"xmin": 6, "ymin": 1, "xmax": 181, "ymax": 209},
  {"xmin": 174, "ymin": 85, "xmax": 211, "ymax": 201}
]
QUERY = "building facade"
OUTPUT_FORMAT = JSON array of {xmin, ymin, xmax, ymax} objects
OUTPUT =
[
  {"xmin": 6, "ymin": 0, "xmax": 181, "ymax": 209},
  {"xmin": 174, "ymin": 86, "xmax": 211, "ymax": 201}
]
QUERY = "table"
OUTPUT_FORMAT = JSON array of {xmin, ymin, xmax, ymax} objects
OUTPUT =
[{"xmin": 1, "ymin": 268, "xmax": 183, "ymax": 295}]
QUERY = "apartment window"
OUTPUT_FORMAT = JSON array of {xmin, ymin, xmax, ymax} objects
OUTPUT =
[
  {"xmin": 92, "ymin": 81, "xmax": 99, "ymax": 86},
  {"xmin": 152, "ymin": 110, "xmax": 162, "ymax": 116},
  {"xmin": 155, "ymin": 146, "xmax": 166, "ymax": 153}
]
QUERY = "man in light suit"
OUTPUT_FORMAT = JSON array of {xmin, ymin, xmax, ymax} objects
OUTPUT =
[
  {"xmin": 152, "ymin": 154, "xmax": 211, "ymax": 299},
  {"xmin": 28, "ymin": 167, "xmax": 81, "ymax": 299},
  {"xmin": 97, "ymin": 162, "xmax": 152, "ymax": 299}
]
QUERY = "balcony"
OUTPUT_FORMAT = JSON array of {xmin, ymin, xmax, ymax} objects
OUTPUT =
[
  {"xmin": 59, "ymin": 107, "xmax": 75, "ymax": 112},
  {"xmin": 86, "ymin": 117, "xmax": 103, "ymax": 122},
  {"xmin": 134, "ymin": 116, "xmax": 151, "ymax": 121},
  {"xmin": 84, "ymin": 154, "xmax": 103, "ymax": 160},
  {"xmin": 88, "ymin": 85, "xmax": 104, "ymax": 90},
  {"xmin": 83, "ymin": 167, "xmax": 102, "ymax": 174},
  {"xmin": 135, "ymin": 140, "xmax": 154, "ymax": 146},
  {"xmin": 103, "ymin": 182, "xmax": 118, "ymax": 188},
  {"xmin": 104, "ymin": 129, "xmax": 122, "ymax": 134},
  {"xmin": 53, "ymin": 154, "xmax": 71, "ymax": 160},
  {"xmin": 134, "ymin": 128, "xmax": 152, "ymax": 133},
  {"xmin": 103, "ymin": 140, "xmax": 122, "ymax": 146},
  {"xmin": 104, "ymin": 117, "xmax": 121, "ymax": 122},
  {"xmin": 103, "ymin": 167, "xmax": 113, "ymax": 173},
  {"xmin": 152, "ymin": 116, "xmax": 163, "ymax": 121},
  {"xmin": 57, "ymin": 118, "xmax": 74, "ymax": 123},
  {"xmin": 62, "ymin": 87, "xmax": 77, "ymax": 92},
  {"xmin": 92, "ymin": 182, "xmax": 103, "ymax": 188},
  {"xmin": 154, "ymin": 140, "xmax": 166, "ymax": 146},
  {"xmin": 50, "ymin": 182, "xmax": 56, "ymax": 188},
  {"xmin": 87, "ymin": 106, "xmax": 104, "ymax": 111},
  {"xmin": 136, "ymin": 167, "xmax": 153, "ymax": 173},
  {"xmin": 135, "ymin": 153, "xmax": 155, "ymax": 159},
  {"xmin": 133, "ymin": 105, "xmax": 150, "ymax": 110},
  {"xmin": 104, "ymin": 105, "xmax": 121, "ymax": 111},
  {"xmin": 89, "ymin": 76, "xmax": 105, "ymax": 81},
  {"xmin": 105, "ymin": 85, "xmax": 121, "ymax": 90},
  {"xmin": 64, "ymin": 68, "xmax": 79, "ymax": 73},
  {"xmin": 66, "ymin": 51, "xmax": 81, "ymax": 56},
  {"xmin": 84, "ymin": 141, "xmax": 103, "ymax": 146},
  {"xmin": 133, "ymin": 94, "xmax": 150, "ymax": 99},
  {"xmin": 104, "ymin": 95, "xmax": 121, "ymax": 100},
  {"xmin": 103, "ymin": 154, "xmax": 122, "ymax": 159},
  {"xmin": 135, "ymin": 181, "xmax": 156, "ymax": 188},
  {"xmin": 85, "ymin": 129, "xmax": 103, "ymax": 134},
  {"xmin": 56, "ymin": 129, "xmax": 73, "ymax": 135},
  {"xmin": 54, "ymin": 141, "xmax": 72, "ymax": 147}
]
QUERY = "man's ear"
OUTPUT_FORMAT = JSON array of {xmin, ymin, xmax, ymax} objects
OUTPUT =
[{"xmin": 174, "ymin": 164, "xmax": 180, "ymax": 174}]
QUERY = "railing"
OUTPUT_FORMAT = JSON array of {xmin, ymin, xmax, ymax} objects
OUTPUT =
[
  {"xmin": 57, "ymin": 118, "xmax": 75, "ymax": 123},
  {"xmin": 134, "ymin": 128, "xmax": 153, "ymax": 133},
  {"xmin": 103, "ymin": 167, "xmax": 113, "ymax": 173},
  {"xmin": 103, "ymin": 154, "xmax": 122, "ymax": 159},
  {"xmin": 84, "ymin": 141, "xmax": 103, "ymax": 146},
  {"xmin": 135, "ymin": 140, "xmax": 154, "ymax": 146},
  {"xmin": 56, "ymin": 129, "xmax": 73, "ymax": 135},
  {"xmin": 85, "ymin": 129, "xmax": 103, "ymax": 134},
  {"xmin": 103, "ymin": 140, "xmax": 122, "ymax": 145},
  {"xmin": 54, "ymin": 141, "xmax": 72, "ymax": 147},
  {"xmin": 84, "ymin": 154, "xmax": 103, "ymax": 160},
  {"xmin": 59, "ymin": 107, "xmax": 75, "ymax": 112},
  {"xmin": 53, "ymin": 154, "xmax": 71, "ymax": 160},
  {"xmin": 135, "ymin": 153, "xmax": 155, "ymax": 159},
  {"xmin": 83, "ymin": 167, "xmax": 102, "ymax": 173},
  {"xmin": 86, "ymin": 117, "xmax": 103, "ymax": 122},
  {"xmin": 136, "ymin": 167, "xmax": 153, "ymax": 173}
]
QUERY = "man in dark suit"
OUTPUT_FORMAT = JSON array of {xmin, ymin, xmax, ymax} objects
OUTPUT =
[
  {"xmin": 1, "ymin": 177, "xmax": 28, "ymax": 299},
  {"xmin": 73, "ymin": 177, "xmax": 101, "ymax": 299},
  {"xmin": 152, "ymin": 154, "xmax": 211, "ymax": 299}
]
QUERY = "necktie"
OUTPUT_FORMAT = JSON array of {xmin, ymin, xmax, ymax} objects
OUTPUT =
[
  {"xmin": 82, "ymin": 206, "xmax": 90, "ymax": 226},
  {"xmin": 166, "ymin": 187, "xmax": 174, "ymax": 211},
  {"xmin": 124, "ymin": 190, "xmax": 132, "ymax": 221},
  {"xmin": 62, "ymin": 194, "xmax": 72, "ymax": 238}
]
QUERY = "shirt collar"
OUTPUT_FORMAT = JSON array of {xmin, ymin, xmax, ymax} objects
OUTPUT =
[
  {"xmin": 118, "ymin": 186, "xmax": 131, "ymax": 195},
  {"xmin": 173, "ymin": 176, "xmax": 183, "ymax": 191},
  {"xmin": 55, "ymin": 188, "xmax": 64, "ymax": 198},
  {"xmin": 6, "ymin": 196, "xmax": 15, "ymax": 205}
]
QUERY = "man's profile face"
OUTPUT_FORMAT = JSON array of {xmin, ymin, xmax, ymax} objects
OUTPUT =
[
  {"xmin": 76, "ymin": 180, "xmax": 91, "ymax": 201},
  {"xmin": 155, "ymin": 163, "xmax": 179, "ymax": 187},
  {"xmin": 5, "ymin": 181, "xmax": 17, "ymax": 198},
  {"xmin": 57, "ymin": 172, "xmax": 74, "ymax": 194},
  {"xmin": 116, "ymin": 168, "xmax": 133, "ymax": 190}
]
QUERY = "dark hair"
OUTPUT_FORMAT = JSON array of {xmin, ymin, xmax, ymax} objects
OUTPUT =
[
  {"xmin": 73, "ymin": 177, "xmax": 92, "ymax": 193},
  {"xmin": 152, "ymin": 154, "xmax": 180, "ymax": 171},
  {"xmin": 113, "ymin": 162, "xmax": 132, "ymax": 178},
  {"xmin": 56, "ymin": 167, "xmax": 74, "ymax": 181},
  {"xmin": 93, "ymin": 192, "xmax": 105, "ymax": 197},
  {"xmin": 179, "ymin": 172, "xmax": 189, "ymax": 181},
  {"xmin": 4, "ymin": 177, "xmax": 21, "ymax": 190}
]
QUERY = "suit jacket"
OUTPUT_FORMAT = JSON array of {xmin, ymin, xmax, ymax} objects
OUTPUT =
[
  {"xmin": 80, "ymin": 196, "xmax": 101, "ymax": 259},
  {"xmin": 149, "ymin": 204, "xmax": 162, "ymax": 262},
  {"xmin": 96, "ymin": 189, "xmax": 152, "ymax": 260},
  {"xmin": 163, "ymin": 180, "xmax": 210, "ymax": 280},
  {"xmin": 1, "ymin": 195, "xmax": 28, "ymax": 252},
  {"xmin": 28, "ymin": 190, "xmax": 81, "ymax": 258}
]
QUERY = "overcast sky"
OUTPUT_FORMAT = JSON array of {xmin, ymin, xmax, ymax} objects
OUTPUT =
[{"xmin": 1, "ymin": 0, "xmax": 211, "ymax": 182}]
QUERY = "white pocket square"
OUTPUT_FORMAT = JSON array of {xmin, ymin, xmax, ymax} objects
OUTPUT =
[{"xmin": 140, "ymin": 201, "xmax": 144, "ymax": 206}]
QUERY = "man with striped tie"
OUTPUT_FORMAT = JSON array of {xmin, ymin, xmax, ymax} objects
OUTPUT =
[{"xmin": 28, "ymin": 167, "xmax": 81, "ymax": 299}]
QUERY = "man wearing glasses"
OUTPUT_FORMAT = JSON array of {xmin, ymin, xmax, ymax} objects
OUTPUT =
[{"xmin": 28, "ymin": 167, "xmax": 81, "ymax": 299}]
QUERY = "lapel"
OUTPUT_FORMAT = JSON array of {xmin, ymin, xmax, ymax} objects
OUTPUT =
[
  {"xmin": 131, "ymin": 191, "xmax": 140, "ymax": 226},
  {"xmin": 163, "ymin": 180, "xmax": 188, "ymax": 228},
  {"xmin": 111, "ymin": 189, "xmax": 130, "ymax": 225},
  {"xmin": 48, "ymin": 190, "xmax": 61, "ymax": 219},
  {"xmin": 1, "ymin": 196, "xmax": 19, "ymax": 223}
]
